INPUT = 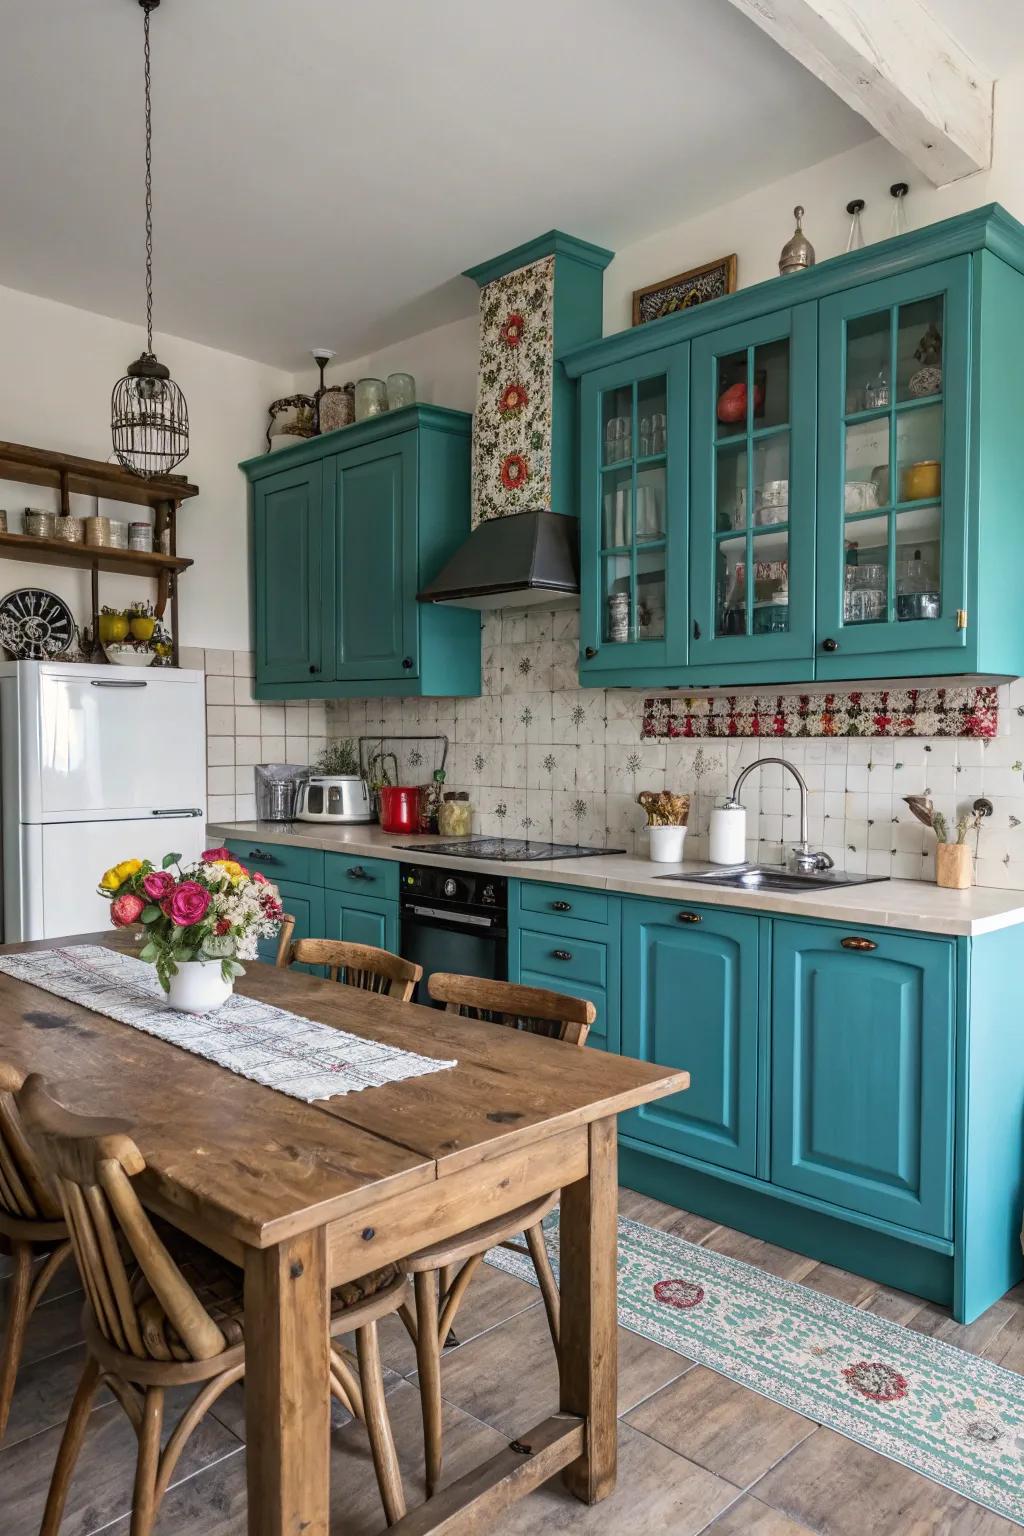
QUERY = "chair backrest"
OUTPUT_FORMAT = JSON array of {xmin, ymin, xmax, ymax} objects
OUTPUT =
[
  {"xmin": 277, "ymin": 923, "xmax": 422, "ymax": 1002},
  {"xmin": 426, "ymin": 974, "xmax": 595, "ymax": 1047},
  {"xmin": 0, "ymin": 1063, "xmax": 63, "ymax": 1224},
  {"xmin": 16, "ymin": 1075, "xmax": 228, "ymax": 1363}
]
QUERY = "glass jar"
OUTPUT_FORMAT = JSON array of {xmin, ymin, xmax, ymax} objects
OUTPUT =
[
  {"xmin": 355, "ymin": 378, "xmax": 387, "ymax": 421},
  {"xmin": 386, "ymin": 372, "xmax": 416, "ymax": 411},
  {"xmin": 438, "ymin": 792, "xmax": 472, "ymax": 838}
]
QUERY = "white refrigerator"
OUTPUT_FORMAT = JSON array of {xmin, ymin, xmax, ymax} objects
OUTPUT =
[{"xmin": 0, "ymin": 661, "xmax": 207, "ymax": 941}]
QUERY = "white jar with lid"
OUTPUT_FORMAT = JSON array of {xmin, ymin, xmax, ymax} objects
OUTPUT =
[{"xmin": 709, "ymin": 797, "xmax": 747, "ymax": 864}]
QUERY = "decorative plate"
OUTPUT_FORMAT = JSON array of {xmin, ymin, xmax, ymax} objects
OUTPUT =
[{"xmin": 0, "ymin": 588, "xmax": 76, "ymax": 660}]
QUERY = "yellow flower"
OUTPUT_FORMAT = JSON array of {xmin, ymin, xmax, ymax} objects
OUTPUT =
[
  {"xmin": 99, "ymin": 867, "xmax": 122, "ymax": 891},
  {"xmin": 115, "ymin": 859, "xmax": 142, "ymax": 880},
  {"xmin": 213, "ymin": 858, "xmax": 244, "ymax": 880}
]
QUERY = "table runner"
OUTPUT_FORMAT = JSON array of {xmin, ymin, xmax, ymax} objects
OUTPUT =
[{"xmin": 0, "ymin": 945, "xmax": 456, "ymax": 1103}]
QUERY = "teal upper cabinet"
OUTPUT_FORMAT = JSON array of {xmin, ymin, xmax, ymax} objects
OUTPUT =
[
  {"xmin": 690, "ymin": 303, "xmax": 817, "ymax": 676},
  {"xmin": 815, "ymin": 258, "xmax": 970, "ymax": 679},
  {"xmin": 771, "ymin": 918, "xmax": 954, "ymax": 1238},
  {"xmin": 241, "ymin": 406, "xmax": 481, "ymax": 699},
  {"xmin": 563, "ymin": 204, "xmax": 1024, "ymax": 687},
  {"xmin": 579, "ymin": 346, "xmax": 688, "ymax": 681}
]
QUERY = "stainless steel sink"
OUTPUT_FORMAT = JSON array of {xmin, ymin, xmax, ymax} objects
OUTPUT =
[{"xmin": 655, "ymin": 865, "xmax": 889, "ymax": 893}]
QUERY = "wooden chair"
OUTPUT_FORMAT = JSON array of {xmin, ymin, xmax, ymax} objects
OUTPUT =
[
  {"xmin": 0, "ymin": 1062, "xmax": 72, "ymax": 1442},
  {"xmin": 398, "ymin": 974, "xmax": 596, "ymax": 1497},
  {"xmin": 276, "ymin": 916, "xmax": 423, "ymax": 1002},
  {"xmin": 17, "ymin": 1075, "xmax": 411, "ymax": 1534}
]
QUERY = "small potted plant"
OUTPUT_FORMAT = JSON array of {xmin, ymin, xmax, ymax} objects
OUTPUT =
[
  {"xmin": 903, "ymin": 796, "xmax": 983, "ymax": 889},
  {"xmin": 97, "ymin": 846, "xmax": 284, "ymax": 1013},
  {"xmin": 125, "ymin": 599, "xmax": 156, "ymax": 643},
  {"xmin": 638, "ymin": 790, "xmax": 690, "ymax": 863}
]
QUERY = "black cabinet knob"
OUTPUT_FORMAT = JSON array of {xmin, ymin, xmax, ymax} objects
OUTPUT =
[
  {"xmin": 676, "ymin": 911, "xmax": 702, "ymax": 924},
  {"xmin": 551, "ymin": 900, "xmax": 572, "ymax": 912},
  {"xmin": 347, "ymin": 866, "xmax": 367, "ymax": 880},
  {"xmin": 309, "ymin": 663, "xmax": 321, "ymax": 674},
  {"xmin": 584, "ymin": 646, "xmax": 598, "ymax": 660},
  {"xmin": 822, "ymin": 638, "xmax": 839, "ymax": 652},
  {"xmin": 552, "ymin": 949, "xmax": 573, "ymax": 961},
  {"xmin": 693, "ymin": 619, "xmax": 701, "ymax": 640},
  {"xmin": 247, "ymin": 847, "xmax": 275, "ymax": 862},
  {"xmin": 402, "ymin": 656, "xmax": 414, "ymax": 670}
]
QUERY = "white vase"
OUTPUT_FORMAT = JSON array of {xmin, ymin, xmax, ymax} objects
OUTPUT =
[
  {"xmin": 648, "ymin": 825, "xmax": 687, "ymax": 863},
  {"xmin": 167, "ymin": 960, "xmax": 234, "ymax": 1014}
]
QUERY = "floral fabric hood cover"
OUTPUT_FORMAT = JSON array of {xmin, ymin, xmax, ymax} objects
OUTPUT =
[{"xmin": 471, "ymin": 254, "xmax": 554, "ymax": 527}]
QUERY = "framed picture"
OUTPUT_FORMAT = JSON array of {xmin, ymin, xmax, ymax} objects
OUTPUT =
[{"xmin": 632, "ymin": 253, "xmax": 737, "ymax": 327}]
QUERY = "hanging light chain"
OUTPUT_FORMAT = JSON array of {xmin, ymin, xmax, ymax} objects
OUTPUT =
[{"xmin": 143, "ymin": 1, "xmax": 154, "ymax": 357}]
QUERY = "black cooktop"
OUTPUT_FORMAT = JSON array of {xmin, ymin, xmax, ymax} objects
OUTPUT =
[{"xmin": 398, "ymin": 837, "xmax": 626, "ymax": 862}]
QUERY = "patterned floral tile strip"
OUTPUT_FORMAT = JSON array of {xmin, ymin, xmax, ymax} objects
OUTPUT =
[
  {"xmin": 471, "ymin": 255, "xmax": 554, "ymax": 526},
  {"xmin": 641, "ymin": 686, "xmax": 1000, "ymax": 740},
  {"xmin": 487, "ymin": 1213, "xmax": 1024, "ymax": 1527}
]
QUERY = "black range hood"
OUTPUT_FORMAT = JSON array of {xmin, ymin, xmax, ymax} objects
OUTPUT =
[{"xmin": 416, "ymin": 508, "xmax": 578, "ymax": 610}]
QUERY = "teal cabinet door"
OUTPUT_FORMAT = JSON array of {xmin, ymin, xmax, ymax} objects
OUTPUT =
[
  {"xmin": 329, "ymin": 432, "xmax": 418, "ymax": 682},
  {"xmin": 815, "ymin": 256, "xmax": 970, "ymax": 674},
  {"xmin": 689, "ymin": 304, "xmax": 817, "ymax": 669},
  {"xmin": 620, "ymin": 899, "xmax": 758, "ymax": 1174},
  {"xmin": 258, "ymin": 879, "xmax": 325, "ymax": 975},
  {"xmin": 578, "ymin": 344, "xmax": 689, "ymax": 681},
  {"xmin": 771, "ymin": 919, "xmax": 954, "ymax": 1237},
  {"xmin": 323, "ymin": 890, "xmax": 399, "ymax": 953},
  {"xmin": 252, "ymin": 463, "xmax": 326, "ymax": 684}
]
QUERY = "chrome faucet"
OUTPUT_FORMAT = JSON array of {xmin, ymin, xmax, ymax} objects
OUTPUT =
[{"xmin": 728, "ymin": 756, "xmax": 834, "ymax": 876}]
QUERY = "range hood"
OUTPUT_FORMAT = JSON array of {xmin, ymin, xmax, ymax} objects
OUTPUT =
[{"xmin": 417, "ymin": 508, "xmax": 578, "ymax": 610}]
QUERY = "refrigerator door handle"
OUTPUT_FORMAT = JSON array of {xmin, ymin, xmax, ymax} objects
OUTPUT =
[
  {"xmin": 151, "ymin": 808, "xmax": 203, "ymax": 817},
  {"xmin": 89, "ymin": 679, "xmax": 149, "ymax": 688}
]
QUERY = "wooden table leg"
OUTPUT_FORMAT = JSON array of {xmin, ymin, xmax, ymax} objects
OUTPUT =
[
  {"xmin": 558, "ymin": 1115, "xmax": 617, "ymax": 1505},
  {"xmin": 244, "ymin": 1229, "xmax": 330, "ymax": 1536}
]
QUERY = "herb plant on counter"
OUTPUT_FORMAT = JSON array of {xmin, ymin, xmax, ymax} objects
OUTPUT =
[{"xmin": 97, "ymin": 847, "xmax": 284, "ymax": 991}]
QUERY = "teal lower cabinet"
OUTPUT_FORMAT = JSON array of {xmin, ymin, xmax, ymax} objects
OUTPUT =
[
  {"xmin": 264, "ymin": 879, "xmax": 325, "ymax": 973},
  {"xmin": 508, "ymin": 883, "xmax": 620, "ymax": 1055},
  {"xmin": 771, "ymin": 919, "xmax": 953, "ymax": 1238},
  {"xmin": 323, "ymin": 890, "xmax": 398, "ymax": 952},
  {"xmin": 620, "ymin": 899, "xmax": 758, "ymax": 1175}
]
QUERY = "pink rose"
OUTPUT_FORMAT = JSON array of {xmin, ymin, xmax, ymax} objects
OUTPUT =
[
  {"xmin": 141, "ymin": 870, "xmax": 176, "ymax": 901},
  {"xmin": 202, "ymin": 846, "xmax": 231, "ymax": 862},
  {"xmin": 252, "ymin": 870, "xmax": 268, "ymax": 884},
  {"xmin": 162, "ymin": 881, "xmax": 211, "ymax": 928},
  {"xmin": 110, "ymin": 891, "xmax": 145, "ymax": 928}
]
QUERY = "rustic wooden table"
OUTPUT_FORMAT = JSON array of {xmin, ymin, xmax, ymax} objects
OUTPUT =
[{"xmin": 0, "ymin": 934, "xmax": 688, "ymax": 1535}]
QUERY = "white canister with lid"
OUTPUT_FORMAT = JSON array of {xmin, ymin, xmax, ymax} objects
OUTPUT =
[{"xmin": 709, "ymin": 797, "xmax": 747, "ymax": 865}]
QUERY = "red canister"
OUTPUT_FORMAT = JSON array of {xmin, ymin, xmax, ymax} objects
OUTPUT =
[{"xmin": 378, "ymin": 785, "xmax": 420, "ymax": 834}]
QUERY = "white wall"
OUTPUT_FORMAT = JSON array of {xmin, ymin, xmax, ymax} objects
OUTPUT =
[
  {"xmin": 0, "ymin": 283, "xmax": 292, "ymax": 652},
  {"xmin": 294, "ymin": 314, "xmax": 479, "ymax": 413}
]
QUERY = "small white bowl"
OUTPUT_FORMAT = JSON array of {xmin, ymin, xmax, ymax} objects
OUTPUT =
[{"xmin": 104, "ymin": 644, "xmax": 156, "ymax": 668}]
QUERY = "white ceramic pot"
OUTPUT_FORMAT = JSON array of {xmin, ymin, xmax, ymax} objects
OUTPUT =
[
  {"xmin": 648, "ymin": 825, "xmax": 687, "ymax": 863},
  {"xmin": 167, "ymin": 960, "xmax": 234, "ymax": 1014}
]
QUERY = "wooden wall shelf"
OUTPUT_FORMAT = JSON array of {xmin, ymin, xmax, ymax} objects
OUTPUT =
[
  {"xmin": 0, "ymin": 532, "xmax": 192, "ymax": 580},
  {"xmin": 0, "ymin": 440, "xmax": 199, "ymax": 510}
]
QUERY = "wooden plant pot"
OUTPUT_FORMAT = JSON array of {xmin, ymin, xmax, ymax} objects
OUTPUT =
[{"xmin": 936, "ymin": 842, "xmax": 972, "ymax": 890}]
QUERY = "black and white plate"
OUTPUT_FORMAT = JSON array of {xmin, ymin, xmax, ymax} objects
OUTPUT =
[{"xmin": 0, "ymin": 588, "xmax": 76, "ymax": 660}]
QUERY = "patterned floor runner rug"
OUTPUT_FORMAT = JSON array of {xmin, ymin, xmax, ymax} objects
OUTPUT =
[{"xmin": 486, "ymin": 1213, "xmax": 1024, "ymax": 1526}]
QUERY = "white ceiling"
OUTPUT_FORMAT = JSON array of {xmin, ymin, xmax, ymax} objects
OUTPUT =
[{"xmin": 0, "ymin": 0, "xmax": 996, "ymax": 371}]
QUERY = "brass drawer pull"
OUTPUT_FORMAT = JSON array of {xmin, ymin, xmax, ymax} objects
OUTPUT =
[
  {"xmin": 676, "ymin": 911, "xmax": 702, "ymax": 924},
  {"xmin": 841, "ymin": 936, "xmax": 877, "ymax": 951},
  {"xmin": 552, "ymin": 949, "xmax": 573, "ymax": 961},
  {"xmin": 551, "ymin": 900, "xmax": 572, "ymax": 912}
]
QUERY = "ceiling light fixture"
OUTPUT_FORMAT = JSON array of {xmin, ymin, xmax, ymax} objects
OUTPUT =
[{"xmin": 111, "ymin": 0, "xmax": 188, "ymax": 478}]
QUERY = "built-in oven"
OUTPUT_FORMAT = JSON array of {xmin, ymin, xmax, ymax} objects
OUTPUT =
[{"xmin": 398, "ymin": 863, "xmax": 507, "ymax": 1006}]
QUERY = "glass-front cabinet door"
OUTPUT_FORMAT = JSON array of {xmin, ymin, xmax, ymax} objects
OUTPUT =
[
  {"xmin": 689, "ymin": 305, "xmax": 816, "ymax": 669},
  {"xmin": 815, "ymin": 256, "xmax": 970, "ymax": 671},
  {"xmin": 579, "ymin": 345, "xmax": 688, "ymax": 677}
]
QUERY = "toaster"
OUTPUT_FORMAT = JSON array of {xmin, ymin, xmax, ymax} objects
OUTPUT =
[{"xmin": 295, "ymin": 774, "xmax": 372, "ymax": 823}]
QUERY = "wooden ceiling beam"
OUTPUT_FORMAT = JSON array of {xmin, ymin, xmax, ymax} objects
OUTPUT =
[{"xmin": 724, "ymin": 0, "xmax": 993, "ymax": 186}]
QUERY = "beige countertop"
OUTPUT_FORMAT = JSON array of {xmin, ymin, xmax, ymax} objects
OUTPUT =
[{"xmin": 207, "ymin": 821, "xmax": 1024, "ymax": 938}]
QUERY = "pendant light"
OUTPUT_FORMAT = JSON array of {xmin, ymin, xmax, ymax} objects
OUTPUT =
[{"xmin": 111, "ymin": 0, "xmax": 188, "ymax": 478}]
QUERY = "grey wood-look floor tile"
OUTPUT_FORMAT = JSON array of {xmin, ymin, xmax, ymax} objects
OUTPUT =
[
  {"xmin": 16, "ymin": 1284, "xmax": 90, "ymax": 1369},
  {"xmin": 751, "ymin": 1426, "xmax": 1020, "ymax": 1535},
  {"xmin": 1, "ymin": 1343, "xmax": 111, "ymax": 1450},
  {"xmin": 424, "ymin": 1300, "xmax": 691, "ymax": 1437},
  {"xmin": 618, "ymin": 1187, "xmax": 721, "ymax": 1243},
  {"xmin": 699, "ymin": 1225, "xmax": 819, "ymax": 1282},
  {"xmin": 625, "ymin": 1366, "xmax": 816, "ymax": 1486},
  {"xmin": 0, "ymin": 1391, "xmax": 242, "ymax": 1536},
  {"xmin": 494, "ymin": 1422, "xmax": 739, "ymax": 1535},
  {"xmin": 795, "ymin": 1262, "xmax": 878, "ymax": 1308},
  {"xmin": 703, "ymin": 1493, "xmax": 822, "ymax": 1535},
  {"xmin": 905, "ymin": 1296, "xmax": 1018, "ymax": 1358}
]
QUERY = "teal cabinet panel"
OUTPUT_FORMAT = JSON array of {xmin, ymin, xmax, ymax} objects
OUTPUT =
[
  {"xmin": 815, "ymin": 256, "xmax": 971, "ymax": 673},
  {"xmin": 324, "ymin": 853, "xmax": 398, "ymax": 901},
  {"xmin": 225, "ymin": 839, "xmax": 324, "ymax": 888},
  {"xmin": 620, "ymin": 898, "xmax": 759, "ymax": 1174},
  {"xmin": 323, "ymin": 890, "xmax": 398, "ymax": 953},
  {"xmin": 518, "ymin": 928, "xmax": 607, "ymax": 989},
  {"xmin": 329, "ymin": 432, "xmax": 418, "ymax": 682},
  {"xmin": 257, "ymin": 879, "xmax": 325, "ymax": 975},
  {"xmin": 251, "ymin": 463, "xmax": 326, "ymax": 685},
  {"xmin": 578, "ymin": 344, "xmax": 689, "ymax": 681},
  {"xmin": 771, "ymin": 919, "xmax": 954, "ymax": 1238},
  {"xmin": 518, "ymin": 972, "xmax": 614, "ymax": 1054},
  {"xmin": 689, "ymin": 303, "xmax": 817, "ymax": 669},
  {"xmin": 518, "ymin": 882, "xmax": 610, "ymax": 927}
]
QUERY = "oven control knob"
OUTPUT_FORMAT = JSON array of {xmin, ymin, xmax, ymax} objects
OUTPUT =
[
  {"xmin": 481, "ymin": 884, "xmax": 496, "ymax": 904},
  {"xmin": 443, "ymin": 878, "xmax": 457, "ymax": 898}
]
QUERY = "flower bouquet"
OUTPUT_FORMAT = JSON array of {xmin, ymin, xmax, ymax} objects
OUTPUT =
[{"xmin": 98, "ymin": 846, "xmax": 284, "ymax": 1011}]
